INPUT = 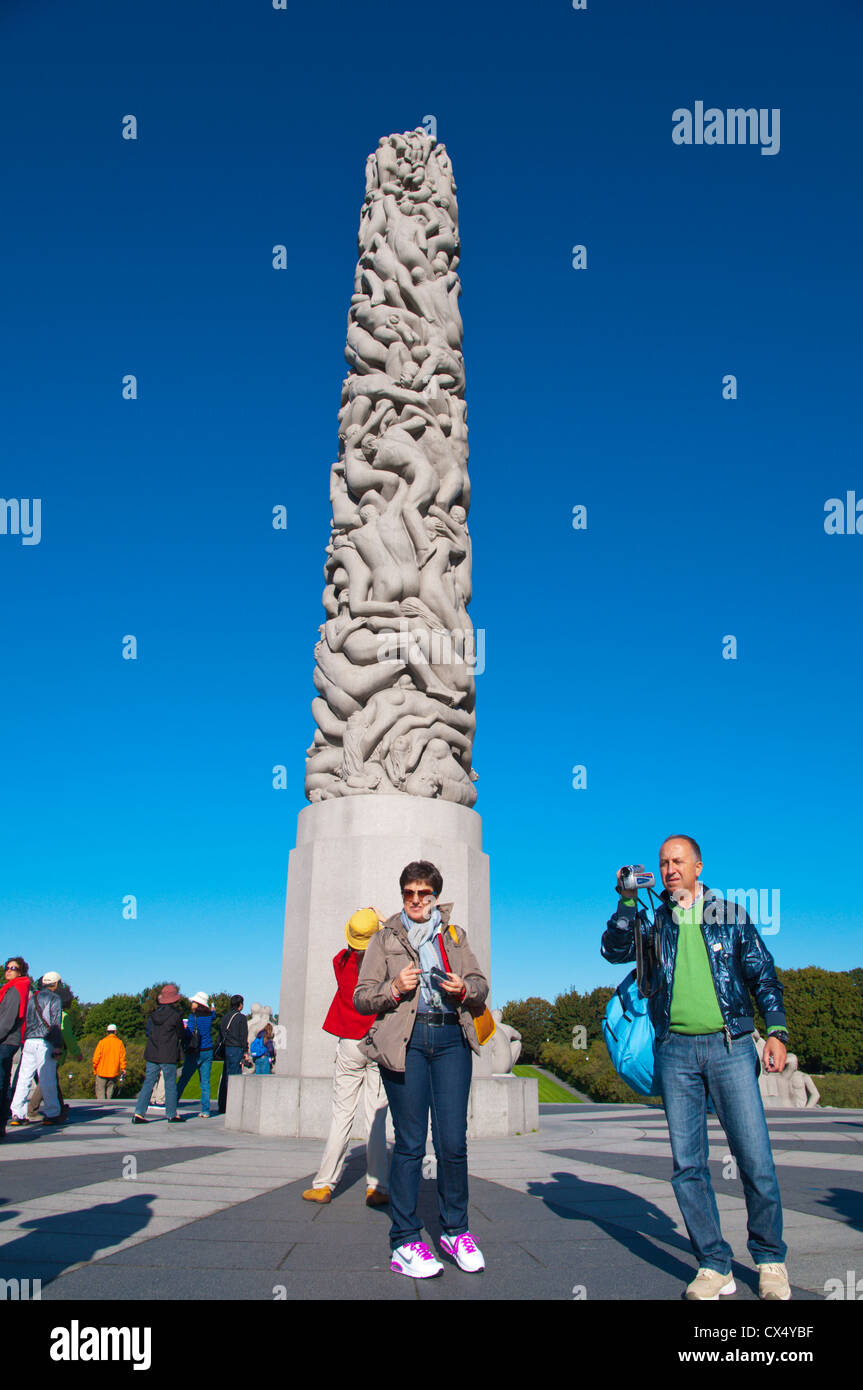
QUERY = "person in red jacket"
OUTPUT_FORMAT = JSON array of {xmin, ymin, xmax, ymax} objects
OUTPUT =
[
  {"xmin": 0, "ymin": 958, "xmax": 32, "ymax": 1139},
  {"xmin": 302, "ymin": 908, "xmax": 390, "ymax": 1207}
]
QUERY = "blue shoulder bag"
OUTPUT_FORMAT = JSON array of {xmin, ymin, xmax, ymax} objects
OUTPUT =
[{"xmin": 603, "ymin": 907, "xmax": 661, "ymax": 1097}]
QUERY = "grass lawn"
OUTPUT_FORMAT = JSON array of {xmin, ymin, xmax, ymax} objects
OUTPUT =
[
  {"xmin": 179, "ymin": 1063, "xmax": 224, "ymax": 1101},
  {"xmin": 513, "ymin": 1064, "xmax": 582, "ymax": 1103}
]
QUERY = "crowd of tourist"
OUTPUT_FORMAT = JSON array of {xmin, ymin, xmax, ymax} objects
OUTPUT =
[{"xmin": 0, "ymin": 965, "xmax": 270, "ymax": 1136}]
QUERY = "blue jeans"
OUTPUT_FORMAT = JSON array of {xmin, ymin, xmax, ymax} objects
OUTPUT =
[
  {"xmin": 135, "ymin": 1061, "xmax": 179, "ymax": 1119},
  {"xmin": 218, "ymin": 1045, "xmax": 244, "ymax": 1113},
  {"xmin": 253, "ymin": 1056, "xmax": 271, "ymax": 1074},
  {"xmin": 177, "ymin": 1047, "xmax": 213, "ymax": 1114},
  {"xmin": 656, "ymin": 1030, "xmax": 786, "ymax": 1273},
  {"xmin": 380, "ymin": 1018, "xmax": 473, "ymax": 1251}
]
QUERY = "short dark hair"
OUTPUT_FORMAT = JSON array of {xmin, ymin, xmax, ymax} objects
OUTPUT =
[
  {"xmin": 399, "ymin": 860, "xmax": 443, "ymax": 897},
  {"xmin": 660, "ymin": 834, "xmax": 702, "ymax": 863},
  {"xmin": 229, "ymin": 994, "xmax": 244, "ymax": 1010},
  {"xmin": 5, "ymin": 956, "xmax": 29, "ymax": 975}
]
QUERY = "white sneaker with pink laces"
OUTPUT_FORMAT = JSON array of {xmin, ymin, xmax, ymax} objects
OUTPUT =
[
  {"xmin": 390, "ymin": 1241, "xmax": 444, "ymax": 1278},
  {"xmin": 440, "ymin": 1231, "xmax": 485, "ymax": 1272}
]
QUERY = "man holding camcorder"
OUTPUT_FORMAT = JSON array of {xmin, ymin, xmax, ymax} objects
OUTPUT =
[{"xmin": 601, "ymin": 834, "xmax": 791, "ymax": 1301}]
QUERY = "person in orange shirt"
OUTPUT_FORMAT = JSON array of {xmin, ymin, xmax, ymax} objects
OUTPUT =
[{"xmin": 92, "ymin": 1024, "xmax": 127, "ymax": 1099}]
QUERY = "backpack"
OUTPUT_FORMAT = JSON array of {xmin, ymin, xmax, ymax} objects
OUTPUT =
[{"xmin": 602, "ymin": 911, "xmax": 660, "ymax": 1097}]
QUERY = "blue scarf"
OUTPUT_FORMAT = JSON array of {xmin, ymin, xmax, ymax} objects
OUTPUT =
[{"xmin": 401, "ymin": 906, "xmax": 445, "ymax": 1009}]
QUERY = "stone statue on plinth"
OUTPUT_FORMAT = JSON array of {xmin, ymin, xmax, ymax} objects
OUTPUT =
[{"xmin": 225, "ymin": 132, "xmax": 537, "ymax": 1141}]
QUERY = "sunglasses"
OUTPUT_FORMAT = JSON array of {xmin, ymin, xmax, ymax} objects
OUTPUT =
[
  {"xmin": 402, "ymin": 890, "xmax": 436, "ymax": 902},
  {"xmin": 5, "ymin": 965, "xmax": 20, "ymax": 973}
]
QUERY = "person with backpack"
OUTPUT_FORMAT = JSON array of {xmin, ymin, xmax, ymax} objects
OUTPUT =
[
  {"xmin": 27, "ymin": 983, "xmax": 82, "ymax": 1121},
  {"xmin": 601, "ymin": 834, "xmax": 790, "ymax": 1301},
  {"xmin": 177, "ymin": 992, "xmax": 217, "ymax": 1117},
  {"xmin": 217, "ymin": 995, "xmax": 251, "ymax": 1114},
  {"xmin": 8, "ymin": 970, "xmax": 64, "ymax": 1126},
  {"xmin": 132, "ymin": 984, "xmax": 186, "ymax": 1124},
  {"xmin": 250, "ymin": 1023, "xmax": 275, "ymax": 1074}
]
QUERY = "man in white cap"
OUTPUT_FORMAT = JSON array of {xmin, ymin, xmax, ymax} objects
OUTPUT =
[
  {"xmin": 92, "ymin": 1023, "xmax": 127, "ymax": 1100},
  {"xmin": 302, "ymin": 908, "xmax": 391, "ymax": 1207},
  {"xmin": 177, "ymin": 991, "xmax": 217, "ymax": 1118},
  {"xmin": 8, "ymin": 971, "xmax": 63, "ymax": 1127}
]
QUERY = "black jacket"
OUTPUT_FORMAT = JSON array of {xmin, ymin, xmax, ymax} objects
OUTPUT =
[
  {"xmin": 219, "ymin": 1010, "xmax": 248, "ymax": 1049},
  {"xmin": 145, "ymin": 1004, "xmax": 185, "ymax": 1064},
  {"xmin": 601, "ymin": 887, "xmax": 786, "ymax": 1045}
]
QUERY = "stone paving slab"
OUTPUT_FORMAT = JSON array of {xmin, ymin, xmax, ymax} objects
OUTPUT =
[{"xmin": 1, "ymin": 1099, "xmax": 860, "ymax": 1303}]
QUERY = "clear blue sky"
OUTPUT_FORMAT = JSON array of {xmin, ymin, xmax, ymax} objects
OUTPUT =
[{"xmin": 2, "ymin": 0, "xmax": 861, "ymax": 1011}]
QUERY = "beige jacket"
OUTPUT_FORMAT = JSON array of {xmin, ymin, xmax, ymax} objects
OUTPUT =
[{"xmin": 353, "ymin": 907, "xmax": 489, "ymax": 1072}]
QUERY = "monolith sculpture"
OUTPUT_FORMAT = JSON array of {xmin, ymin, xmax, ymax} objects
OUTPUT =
[{"xmin": 226, "ymin": 129, "xmax": 537, "ymax": 1139}]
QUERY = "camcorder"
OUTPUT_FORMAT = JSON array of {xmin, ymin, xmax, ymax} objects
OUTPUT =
[{"xmin": 618, "ymin": 864, "xmax": 656, "ymax": 893}]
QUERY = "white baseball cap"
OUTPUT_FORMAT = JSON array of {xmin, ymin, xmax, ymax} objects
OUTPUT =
[{"xmin": 106, "ymin": 1024, "xmax": 118, "ymax": 1032}]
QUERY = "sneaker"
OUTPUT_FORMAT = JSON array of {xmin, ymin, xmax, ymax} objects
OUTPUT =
[
  {"xmin": 132, "ymin": 1115, "xmax": 148, "ymax": 1124},
  {"xmin": 167, "ymin": 1116, "xmax": 185, "ymax": 1123},
  {"xmin": 390, "ymin": 1241, "xmax": 443, "ymax": 1279},
  {"xmin": 685, "ymin": 1268, "xmax": 736, "ymax": 1300},
  {"xmin": 8, "ymin": 1118, "xmax": 28, "ymax": 1127},
  {"xmin": 199, "ymin": 1112, "xmax": 211, "ymax": 1119},
  {"xmin": 41, "ymin": 1115, "xmax": 62, "ymax": 1126},
  {"xmin": 148, "ymin": 1102, "xmax": 165, "ymax": 1111},
  {"xmin": 302, "ymin": 1186, "xmax": 332, "ymax": 1203},
  {"xmin": 440, "ymin": 1231, "xmax": 485, "ymax": 1273},
  {"xmin": 366, "ymin": 1187, "xmax": 389, "ymax": 1208},
  {"xmin": 758, "ymin": 1262, "xmax": 791, "ymax": 1301}
]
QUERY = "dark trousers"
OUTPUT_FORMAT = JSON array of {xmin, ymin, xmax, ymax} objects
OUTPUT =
[
  {"xmin": 380, "ymin": 1019, "xmax": 473, "ymax": 1251},
  {"xmin": 218, "ymin": 1046, "xmax": 244, "ymax": 1114},
  {"xmin": 0, "ymin": 1043, "xmax": 17, "ymax": 1133}
]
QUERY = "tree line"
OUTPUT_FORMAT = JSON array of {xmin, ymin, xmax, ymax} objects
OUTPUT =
[
  {"xmin": 502, "ymin": 966, "xmax": 863, "ymax": 1076},
  {"xmin": 63, "ymin": 983, "xmax": 243, "ymax": 1042}
]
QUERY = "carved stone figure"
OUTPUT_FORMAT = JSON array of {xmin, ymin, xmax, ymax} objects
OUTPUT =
[
  {"xmin": 753, "ymin": 1031, "xmax": 820, "ymax": 1108},
  {"xmin": 489, "ymin": 1009, "xmax": 523, "ymax": 1075},
  {"xmin": 306, "ymin": 131, "xmax": 477, "ymax": 804},
  {"xmin": 247, "ymin": 1003, "xmax": 276, "ymax": 1045}
]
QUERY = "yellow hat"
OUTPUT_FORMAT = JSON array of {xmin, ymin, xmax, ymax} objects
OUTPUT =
[{"xmin": 345, "ymin": 907, "xmax": 383, "ymax": 950}]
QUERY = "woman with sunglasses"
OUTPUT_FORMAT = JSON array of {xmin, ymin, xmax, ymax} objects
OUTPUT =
[
  {"xmin": 0, "ymin": 959, "xmax": 32, "ymax": 1138},
  {"xmin": 354, "ymin": 859, "xmax": 489, "ymax": 1279}
]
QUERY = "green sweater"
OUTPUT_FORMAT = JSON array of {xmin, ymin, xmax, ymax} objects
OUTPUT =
[{"xmin": 669, "ymin": 896, "xmax": 725, "ymax": 1034}]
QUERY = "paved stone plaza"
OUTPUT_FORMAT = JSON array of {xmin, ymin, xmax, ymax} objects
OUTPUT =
[{"xmin": 1, "ymin": 1099, "xmax": 860, "ymax": 1301}]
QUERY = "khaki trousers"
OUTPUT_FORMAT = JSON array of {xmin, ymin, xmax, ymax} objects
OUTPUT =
[
  {"xmin": 95, "ymin": 1075, "xmax": 119, "ymax": 1100},
  {"xmin": 313, "ymin": 1037, "xmax": 390, "ymax": 1191}
]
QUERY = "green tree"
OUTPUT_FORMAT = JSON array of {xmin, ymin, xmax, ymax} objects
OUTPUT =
[
  {"xmin": 582, "ymin": 986, "xmax": 615, "ymax": 1039},
  {"xmin": 755, "ymin": 967, "xmax": 863, "ymax": 1074},
  {"xmin": 64, "ymin": 996, "xmax": 86, "ymax": 1039},
  {"xmin": 85, "ymin": 993, "xmax": 145, "ymax": 1040},
  {"xmin": 209, "ymin": 992, "xmax": 233, "ymax": 1022},
  {"xmin": 548, "ymin": 986, "xmax": 615, "ymax": 1047},
  {"xmin": 548, "ymin": 988, "xmax": 582, "ymax": 1045},
  {"xmin": 500, "ymin": 997, "xmax": 554, "ymax": 1063}
]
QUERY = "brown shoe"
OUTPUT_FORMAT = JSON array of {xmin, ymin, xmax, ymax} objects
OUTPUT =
[
  {"xmin": 366, "ymin": 1187, "xmax": 389, "ymax": 1208},
  {"xmin": 302, "ymin": 1186, "xmax": 332, "ymax": 1203}
]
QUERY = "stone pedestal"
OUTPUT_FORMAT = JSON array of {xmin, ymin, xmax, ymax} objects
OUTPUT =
[{"xmin": 224, "ymin": 794, "xmax": 537, "ymax": 1137}]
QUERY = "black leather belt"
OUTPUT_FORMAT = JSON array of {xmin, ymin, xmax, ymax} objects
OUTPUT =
[{"xmin": 418, "ymin": 1011, "xmax": 459, "ymax": 1026}]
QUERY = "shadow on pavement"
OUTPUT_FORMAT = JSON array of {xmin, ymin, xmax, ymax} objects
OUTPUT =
[{"xmin": 0, "ymin": 1195, "xmax": 157, "ymax": 1286}]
